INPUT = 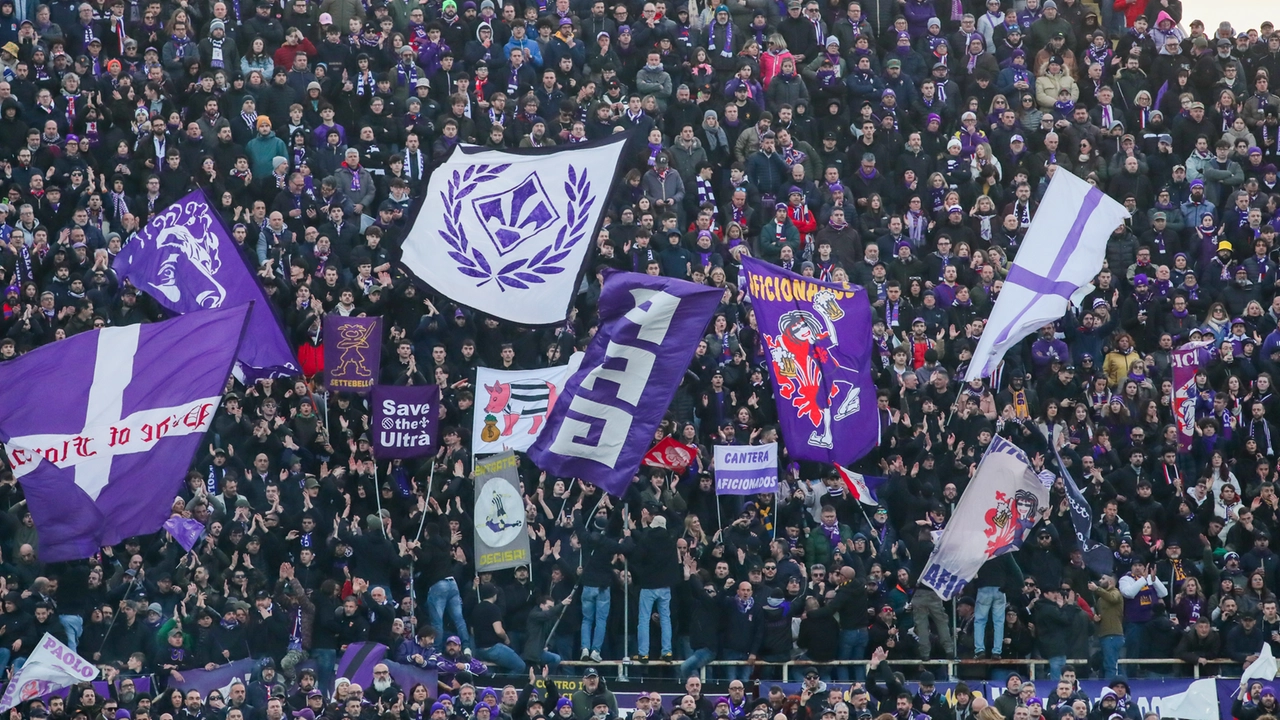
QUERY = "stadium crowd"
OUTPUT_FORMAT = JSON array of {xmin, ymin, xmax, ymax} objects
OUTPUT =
[{"xmin": 4, "ymin": 0, "xmax": 1280, "ymax": 716}]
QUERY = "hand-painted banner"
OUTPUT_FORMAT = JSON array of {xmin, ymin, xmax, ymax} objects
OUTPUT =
[
  {"xmin": 473, "ymin": 364, "xmax": 573, "ymax": 455},
  {"xmin": 1173, "ymin": 341, "xmax": 1213, "ymax": 453},
  {"xmin": 966, "ymin": 171, "xmax": 1130, "ymax": 380},
  {"xmin": 0, "ymin": 634, "xmax": 98, "ymax": 712},
  {"xmin": 528, "ymin": 272, "xmax": 721, "ymax": 496},
  {"xmin": 0, "ymin": 306, "xmax": 250, "ymax": 561},
  {"xmin": 919, "ymin": 436, "xmax": 1050, "ymax": 600},
  {"xmin": 474, "ymin": 451, "xmax": 531, "ymax": 571},
  {"xmin": 112, "ymin": 189, "xmax": 298, "ymax": 381},
  {"xmin": 324, "ymin": 316, "xmax": 382, "ymax": 393},
  {"xmin": 714, "ymin": 443, "xmax": 778, "ymax": 495},
  {"xmin": 741, "ymin": 256, "xmax": 878, "ymax": 467},
  {"xmin": 372, "ymin": 385, "xmax": 440, "ymax": 459},
  {"xmin": 402, "ymin": 135, "xmax": 629, "ymax": 324}
]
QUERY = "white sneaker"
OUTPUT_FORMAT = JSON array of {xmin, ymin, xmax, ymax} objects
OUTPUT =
[
  {"xmin": 590, "ymin": 650, "xmax": 602, "ymax": 662},
  {"xmin": 581, "ymin": 649, "xmax": 591, "ymax": 660}
]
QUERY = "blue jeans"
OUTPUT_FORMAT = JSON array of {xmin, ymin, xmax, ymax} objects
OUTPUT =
[
  {"xmin": 679, "ymin": 648, "xmax": 715, "ymax": 680},
  {"xmin": 60, "ymin": 615, "xmax": 84, "ymax": 652},
  {"xmin": 1123, "ymin": 621, "xmax": 1146, "ymax": 661},
  {"xmin": 637, "ymin": 587, "xmax": 672, "ymax": 657},
  {"xmin": 580, "ymin": 586, "xmax": 610, "ymax": 653},
  {"xmin": 974, "ymin": 587, "xmax": 1006, "ymax": 655},
  {"xmin": 1101, "ymin": 635, "xmax": 1125, "ymax": 679},
  {"xmin": 720, "ymin": 650, "xmax": 750, "ymax": 682},
  {"xmin": 426, "ymin": 577, "xmax": 471, "ymax": 648},
  {"xmin": 1047, "ymin": 655, "xmax": 1066, "ymax": 680},
  {"xmin": 837, "ymin": 628, "xmax": 868, "ymax": 682},
  {"xmin": 312, "ymin": 648, "xmax": 337, "ymax": 695},
  {"xmin": 476, "ymin": 643, "xmax": 526, "ymax": 673},
  {"xmin": 533, "ymin": 650, "xmax": 562, "ymax": 672}
]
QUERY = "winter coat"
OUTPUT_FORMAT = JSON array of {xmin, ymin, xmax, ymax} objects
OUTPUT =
[{"xmin": 1036, "ymin": 68, "xmax": 1078, "ymax": 111}]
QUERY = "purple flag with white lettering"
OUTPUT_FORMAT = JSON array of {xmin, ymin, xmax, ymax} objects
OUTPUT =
[
  {"xmin": 528, "ymin": 271, "xmax": 720, "ymax": 496},
  {"xmin": 163, "ymin": 516, "xmax": 206, "ymax": 552},
  {"xmin": 741, "ymin": 256, "xmax": 879, "ymax": 466},
  {"xmin": 112, "ymin": 190, "xmax": 299, "ymax": 382},
  {"xmin": 0, "ymin": 305, "xmax": 251, "ymax": 562},
  {"xmin": 325, "ymin": 316, "xmax": 382, "ymax": 393},
  {"xmin": 372, "ymin": 385, "xmax": 440, "ymax": 459}
]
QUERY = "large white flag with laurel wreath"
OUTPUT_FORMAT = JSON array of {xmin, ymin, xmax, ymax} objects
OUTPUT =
[{"xmin": 402, "ymin": 135, "xmax": 630, "ymax": 325}]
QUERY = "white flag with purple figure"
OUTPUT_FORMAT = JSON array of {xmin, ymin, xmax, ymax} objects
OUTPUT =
[
  {"xmin": 402, "ymin": 135, "xmax": 629, "ymax": 324},
  {"xmin": 965, "ymin": 171, "xmax": 1130, "ymax": 381}
]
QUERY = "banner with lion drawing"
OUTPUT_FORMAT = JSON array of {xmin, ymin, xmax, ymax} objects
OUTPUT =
[{"xmin": 472, "ymin": 364, "xmax": 574, "ymax": 456}]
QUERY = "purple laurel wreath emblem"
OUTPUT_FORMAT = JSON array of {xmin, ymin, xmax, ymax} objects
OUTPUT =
[{"xmin": 439, "ymin": 163, "xmax": 594, "ymax": 291}]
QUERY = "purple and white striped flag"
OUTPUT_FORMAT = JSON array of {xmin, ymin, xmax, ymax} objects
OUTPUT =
[{"xmin": 965, "ymin": 171, "xmax": 1130, "ymax": 381}]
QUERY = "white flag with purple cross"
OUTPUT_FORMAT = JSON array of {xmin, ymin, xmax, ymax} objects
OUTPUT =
[
  {"xmin": 402, "ymin": 135, "xmax": 629, "ymax": 325},
  {"xmin": 965, "ymin": 170, "xmax": 1130, "ymax": 382}
]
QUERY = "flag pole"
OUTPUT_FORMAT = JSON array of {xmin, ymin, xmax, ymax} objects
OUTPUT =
[
  {"xmin": 772, "ymin": 488, "xmax": 779, "ymax": 541},
  {"xmin": 413, "ymin": 461, "xmax": 436, "ymax": 543},
  {"xmin": 373, "ymin": 461, "xmax": 388, "ymax": 539},
  {"xmin": 622, "ymin": 503, "xmax": 630, "ymax": 671},
  {"xmin": 715, "ymin": 489, "xmax": 723, "ymax": 533}
]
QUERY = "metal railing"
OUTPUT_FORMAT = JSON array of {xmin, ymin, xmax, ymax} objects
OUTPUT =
[{"xmin": 557, "ymin": 658, "xmax": 1245, "ymax": 682}]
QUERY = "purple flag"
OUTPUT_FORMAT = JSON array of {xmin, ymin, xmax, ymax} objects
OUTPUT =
[
  {"xmin": 336, "ymin": 642, "xmax": 388, "ymax": 688},
  {"xmin": 112, "ymin": 190, "xmax": 299, "ymax": 382},
  {"xmin": 386, "ymin": 661, "xmax": 437, "ymax": 698},
  {"xmin": 528, "ymin": 271, "xmax": 721, "ymax": 496},
  {"xmin": 167, "ymin": 658, "xmax": 257, "ymax": 693},
  {"xmin": 0, "ymin": 305, "xmax": 251, "ymax": 562},
  {"xmin": 163, "ymin": 516, "xmax": 205, "ymax": 552},
  {"xmin": 741, "ymin": 256, "xmax": 878, "ymax": 466},
  {"xmin": 325, "ymin": 316, "xmax": 382, "ymax": 393},
  {"xmin": 372, "ymin": 385, "xmax": 440, "ymax": 459},
  {"xmin": 1173, "ymin": 341, "xmax": 1213, "ymax": 453}
]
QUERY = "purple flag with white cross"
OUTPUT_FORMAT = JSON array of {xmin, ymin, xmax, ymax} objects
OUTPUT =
[
  {"xmin": 528, "ymin": 271, "xmax": 721, "ymax": 496},
  {"xmin": 112, "ymin": 189, "xmax": 299, "ymax": 382},
  {"xmin": 0, "ymin": 305, "xmax": 251, "ymax": 561}
]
